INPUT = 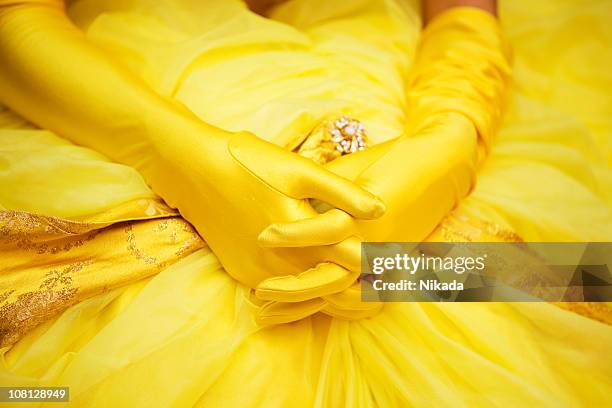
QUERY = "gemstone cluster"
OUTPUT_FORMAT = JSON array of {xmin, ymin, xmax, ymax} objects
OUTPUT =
[{"xmin": 328, "ymin": 116, "xmax": 367, "ymax": 154}]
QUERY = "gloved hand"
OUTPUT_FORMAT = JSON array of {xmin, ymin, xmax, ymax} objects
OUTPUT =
[
  {"xmin": 154, "ymin": 129, "xmax": 386, "ymax": 288},
  {"xmin": 253, "ymin": 6, "xmax": 511, "ymax": 319},
  {"xmin": 0, "ymin": 1, "xmax": 385, "ymax": 293},
  {"xmin": 258, "ymin": 112, "xmax": 479, "ymax": 245},
  {"xmin": 253, "ymin": 113, "xmax": 478, "ymax": 323}
]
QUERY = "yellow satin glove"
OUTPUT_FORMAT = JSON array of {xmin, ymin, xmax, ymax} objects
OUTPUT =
[
  {"xmin": 253, "ymin": 7, "xmax": 511, "ymax": 320},
  {"xmin": 406, "ymin": 6, "xmax": 512, "ymax": 154},
  {"xmin": 257, "ymin": 6, "xmax": 511, "ymax": 246},
  {"xmin": 0, "ymin": 1, "xmax": 385, "ymax": 294},
  {"xmin": 154, "ymin": 129, "xmax": 386, "ymax": 289},
  {"xmin": 253, "ymin": 113, "xmax": 478, "ymax": 324}
]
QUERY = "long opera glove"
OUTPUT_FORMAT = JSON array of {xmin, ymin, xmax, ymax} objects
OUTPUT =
[
  {"xmin": 255, "ymin": 7, "xmax": 511, "ymax": 319},
  {"xmin": 0, "ymin": 1, "xmax": 386, "ymax": 290}
]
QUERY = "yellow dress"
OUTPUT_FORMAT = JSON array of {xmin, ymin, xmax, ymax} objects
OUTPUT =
[{"xmin": 0, "ymin": 0, "xmax": 611, "ymax": 406}]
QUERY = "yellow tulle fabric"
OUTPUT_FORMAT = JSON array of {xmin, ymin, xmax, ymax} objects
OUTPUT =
[{"xmin": 1, "ymin": 0, "xmax": 611, "ymax": 406}]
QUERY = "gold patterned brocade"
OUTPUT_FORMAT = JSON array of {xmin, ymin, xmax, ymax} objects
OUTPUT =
[
  {"xmin": 427, "ymin": 210, "xmax": 612, "ymax": 324},
  {"xmin": 0, "ymin": 198, "xmax": 205, "ymax": 347}
]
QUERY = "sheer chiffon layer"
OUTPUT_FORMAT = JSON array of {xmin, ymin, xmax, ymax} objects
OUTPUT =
[
  {"xmin": 2, "ymin": 257, "xmax": 611, "ymax": 407},
  {"xmin": 0, "ymin": 0, "xmax": 611, "ymax": 406}
]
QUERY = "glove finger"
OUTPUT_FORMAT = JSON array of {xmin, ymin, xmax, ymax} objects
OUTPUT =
[
  {"xmin": 313, "ymin": 236, "xmax": 362, "ymax": 273},
  {"xmin": 322, "ymin": 303, "xmax": 383, "ymax": 320},
  {"xmin": 322, "ymin": 282, "xmax": 383, "ymax": 319},
  {"xmin": 227, "ymin": 132, "xmax": 384, "ymax": 219},
  {"xmin": 255, "ymin": 298, "xmax": 326, "ymax": 326},
  {"xmin": 297, "ymin": 162, "xmax": 386, "ymax": 220},
  {"xmin": 258, "ymin": 208, "xmax": 356, "ymax": 247},
  {"xmin": 255, "ymin": 262, "xmax": 357, "ymax": 303}
]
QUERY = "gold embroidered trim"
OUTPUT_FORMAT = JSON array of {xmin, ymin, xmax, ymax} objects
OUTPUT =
[
  {"xmin": 126, "ymin": 223, "xmax": 157, "ymax": 265},
  {"xmin": 553, "ymin": 302, "xmax": 612, "ymax": 326},
  {"xmin": 0, "ymin": 210, "xmax": 95, "ymax": 237},
  {"xmin": 173, "ymin": 220, "xmax": 202, "ymax": 257},
  {"xmin": 436, "ymin": 213, "xmax": 523, "ymax": 243},
  {"xmin": 0, "ymin": 208, "xmax": 205, "ymax": 347},
  {"xmin": 0, "ymin": 261, "xmax": 91, "ymax": 347},
  {"xmin": 430, "ymin": 212, "xmax": 610, "ymax": 325}
]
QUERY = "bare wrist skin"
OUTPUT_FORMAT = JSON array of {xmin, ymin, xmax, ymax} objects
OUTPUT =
[{"xmin": 424, "ymin": 0, "xmax": 496, "ymax": 23}]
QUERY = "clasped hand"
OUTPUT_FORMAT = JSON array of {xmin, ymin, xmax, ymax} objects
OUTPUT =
[
  {"xmin": 157, "ymin": 113, "xmax": 477, "ymax": 324},
  {"xmin": 255, "ymin": 113, "xmax": 479, "ymax": 322},
  {"xmin": 152, "ymin": 128, "xmax": 386, "ymax": 324}
]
